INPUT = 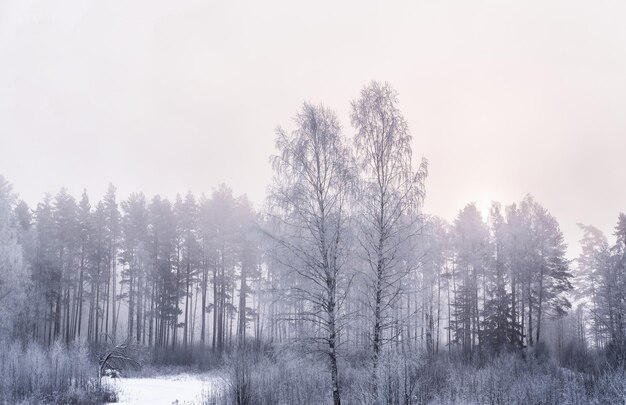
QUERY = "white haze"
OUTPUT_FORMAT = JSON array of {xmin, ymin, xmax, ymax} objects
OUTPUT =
[{"xmin": 1, "ymin": 0, "xmax": 626, "ymax": 257}]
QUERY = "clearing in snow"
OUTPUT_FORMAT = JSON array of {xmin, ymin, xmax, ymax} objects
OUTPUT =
[{"xmin": 104, "ymin": 373, "xmax": 226, "ymax": 405}]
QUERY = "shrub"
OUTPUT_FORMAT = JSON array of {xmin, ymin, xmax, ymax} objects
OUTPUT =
[
  {"xmin": 0, "ymin": 340, "xmax": 114, "ymax": 404},
  {"xmin": 203, "ymin": 346, "xmax": 331, "ymax": 405},
  {"xmin": 202, "ymin": 345, "xmax": 626, "ymax": 405}
]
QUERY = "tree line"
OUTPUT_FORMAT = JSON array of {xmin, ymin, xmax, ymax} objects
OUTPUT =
[
  {"xmin": 1, "ymin": 81, "xmax": 625, "ymax": 404},
  {"xmin": 4, "ymin": 181, "xmax": 259, "ymax": 352}
]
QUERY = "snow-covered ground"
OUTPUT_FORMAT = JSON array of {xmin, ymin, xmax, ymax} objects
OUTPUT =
[{"xmin": 104, "ymin": 373, "xmax": 227, "ymax": 405}]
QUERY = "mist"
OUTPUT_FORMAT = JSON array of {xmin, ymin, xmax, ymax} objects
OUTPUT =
[{"xmin": 1, "ymin": 1, "xmax": 626, "ymax": 404}]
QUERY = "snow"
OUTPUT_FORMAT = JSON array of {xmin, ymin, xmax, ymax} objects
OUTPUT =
[{"xmin": 104, "ymin": 373, "xmax": 227, "ymax": 405}]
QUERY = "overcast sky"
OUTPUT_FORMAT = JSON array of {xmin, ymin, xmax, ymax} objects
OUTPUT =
[{"xmin": 1, "ymin": 0, "xmax": 625, "ymax": 257}]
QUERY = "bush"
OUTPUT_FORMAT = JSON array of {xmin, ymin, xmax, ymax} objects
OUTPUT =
[
  {"xmin": 340, "ymin": 350, "xmax": 449, "ymax": 404},
  {"xmin": 0, "ymin": 340, "xmax": 115, "ymax": 404},
  {"xmin": 203, "ymin": 345, "xmax": 332, "ymax": 405},
  {"xmin": 202, "ymin": 344, "xmax": 626, "ymax": 405}
]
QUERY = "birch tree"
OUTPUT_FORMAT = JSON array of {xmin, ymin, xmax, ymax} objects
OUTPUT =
[
  {"xmin": 350, "ymin": 81, "xmax": 427, "ymax": 385},
  {"xmin": 269, "ymin": 102, "xmax": 354, "ymax": 405}
]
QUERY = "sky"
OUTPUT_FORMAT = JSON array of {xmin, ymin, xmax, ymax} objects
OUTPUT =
[{"xmin": 1, "ymin": 0, "xmax": 625, "ymax": 257}]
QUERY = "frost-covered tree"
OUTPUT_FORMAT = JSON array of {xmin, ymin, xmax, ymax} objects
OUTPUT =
[
  {"xmin": 451, "ymin": 203, "xmax": 489, "ymax": 358},
  {"xmin": 526, "ymin": 198, "xmax": 572, "ymax": 345},
  {"xmin": 234, "ymin": 195, "xmax": 259, "ymax": 345},
  {"xmin": 147, "ymin": 196, "xmax": 178, "ymax": 347},
  {"xmin": 420, "ymin": 216, "xmax": 451, "ymax": 354},
  {"xmin": 0, "ymin": 176, "xmax": 29, "ymax": 338},
  {"xmin": 203, "ymin": 184, "xmax": 239, "ymax": 352},
  {"xmin": 482, "ymin": 203, "xmax": 521, "ymax": 352},
  {"xmin": 580, "ymin": 214, "xmax": 626, "ymax": 352},
  {"xmin": 178, "ymin": 192, "xmax": 200, "ymax": 348},
  {"xmin": 74, "ymin": 190, "xmax": 91, "ymax": 340},
  {"xmin": 102, "ymin": 185, "xmax": 120, "ymax": 341},
  {"xmin": 120, "ymin": 192, "xmax": 148, "ymax": 343},
  {"xmin": 51, "ymin": 188, "xmax": 79, "ymax": 344},
  {"xmin": 351, "ymin": 81, "xmax": 427, "ymax": 383},
  {"xmin": 269, "ymin": 102, "xmax": 354, "ymax": 405},
  {"xmin": 610, "ymin": 214, "xmax": 626, "ymax": 349},
  {"xmin": 576, "ymin": 223, "xmax": 611, "ymax": 347}
]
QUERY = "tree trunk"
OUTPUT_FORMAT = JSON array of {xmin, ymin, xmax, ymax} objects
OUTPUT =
[
  {"xmin": 201, "ymin": 259, "xmax": 207, "ymax": 347},
  {"xmin": 76, "ymin": 242, "xmax": 85, "ymax": 338},
  {"xmin": 238, "ymin": 263, "xmax": 247, "ymax": 345},
  {"xmin": 328, "ymin": 287, "xmax": 341, "ymax": 405}
]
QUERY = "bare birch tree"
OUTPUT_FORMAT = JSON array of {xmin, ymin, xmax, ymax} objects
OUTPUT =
[
  {"xmin": 350, "ymin": 81, "xmax": 427, "ymax": 389},
  {"xmin": 268, "ymin": 102, "xmax": 354, "ymax": 405}
]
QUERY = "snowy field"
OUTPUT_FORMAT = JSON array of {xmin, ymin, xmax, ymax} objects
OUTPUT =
[{"xmin": 103, "ymin": 373, "xmax": 227, "ymax": 405}]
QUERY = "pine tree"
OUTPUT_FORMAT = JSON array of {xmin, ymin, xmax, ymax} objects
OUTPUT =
[
  {"xmin": 451, "ymin": 204, "xmax": 488, "ymax": 359},
  {"xmin": 120, "ymin": 192, "xmax": 148, "ymax": 343},
  {"xmin": 481, "ymin": 203, "xmax": 521, "ymax": 352},
  {"xmin": 0, "ymin": 176, "xmax": 29, "ymax": 338}
]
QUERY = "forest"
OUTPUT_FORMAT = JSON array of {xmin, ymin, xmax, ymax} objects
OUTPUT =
[{"xmin": 1, "ymin": 82, "xmax": 626, "ymax": 404}]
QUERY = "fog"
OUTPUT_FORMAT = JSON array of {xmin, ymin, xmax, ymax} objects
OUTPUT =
[
  {"xmin": 2, "ymin": 2, "xmax": 626, "ymax": 404},
  {"xmin": 2, "ymin": 1, "xmax": 625, "ymax": 255}
]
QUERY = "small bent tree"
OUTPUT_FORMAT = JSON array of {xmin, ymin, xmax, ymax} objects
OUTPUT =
[{"xmin": 98, "ymin": 335, "xmax": 141, "ymax": 388}]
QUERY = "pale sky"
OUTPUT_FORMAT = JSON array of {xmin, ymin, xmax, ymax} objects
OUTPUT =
[{"xmin": 1, "ymin": 0, "xmax": 625, "ymax": 257}]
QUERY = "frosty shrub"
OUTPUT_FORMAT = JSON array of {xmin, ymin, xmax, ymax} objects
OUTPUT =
[
  {"xmin": 337, "ymin": 350, "xmax": 451, "ymax": 405},
  {"xmin": 339, "ymin": 350, "xmax": 447, "ymax": 404},
  {"xmin": 201, "ymin": 347, "xmax": 626, "ymax": 405},
  {"xmin": 203, "ymin": 346, "xmax": 331, "ymax": 405},
  {"xmin": 0, "ymin": 340, "xmax": 115, "ymax": 404},
  {"xmin": 421, "ymin": 352, "xmax": 626, "ymax": 405}
]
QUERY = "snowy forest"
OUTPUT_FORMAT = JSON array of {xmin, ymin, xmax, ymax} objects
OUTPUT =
[{"xmin": 1, "ymin": 81, "xmax": 626, "ymax": 404}]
